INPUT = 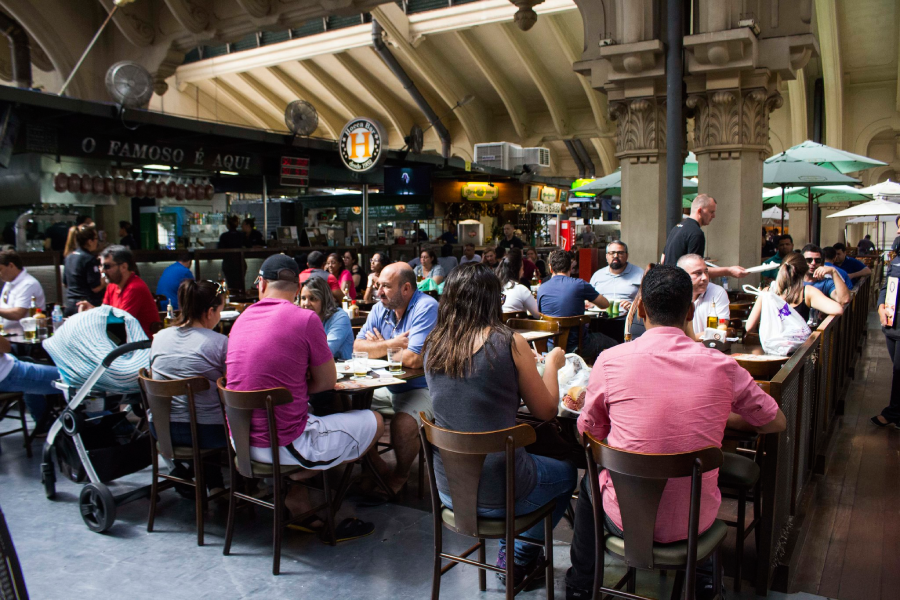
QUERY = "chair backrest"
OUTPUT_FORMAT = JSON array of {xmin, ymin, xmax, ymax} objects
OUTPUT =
[
  {"xmin": 540, "ymin": 314, "xmax": 590, "ymax": 353},
  {"xmin": 216, "ymin": 377, "xmax": 293, "ymax": 477},
  {"xmin": 583, "ymin": 432, "xmax": 723, "ymax": 570},
  {"xmin": 0, "ymin": 503, "xmax": 28, "ymax": 600},
  {"xmin": 500, "ymin": 311, "xmax": 526, "ymax": 324},
  {"xmin": 138, "ymin": 368, "xmax": 210, "ymax": 459},
  {"xmin": 225, "ymin": 302, "xmax": 253, "ymax": 314},
  {"xmin": 419, "ymin": 415, "xmax": 535, "ymax": 537}
]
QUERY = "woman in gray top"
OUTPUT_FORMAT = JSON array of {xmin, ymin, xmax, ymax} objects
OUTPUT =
[
  {"xmin": 424, "ymin": 262, "xmax": 575, "ymax": 587},
  {"xmin": 149, "ymin": 279, "xmax": 228, "ymax": 491}
]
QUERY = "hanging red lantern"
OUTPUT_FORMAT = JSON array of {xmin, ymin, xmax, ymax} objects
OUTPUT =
[
  {"xmin": 146, "ymin": 180, "xmax": 157, "ymax": 197},
  {"xmin": 68, "ymin": 174, "xmax": 81, "ymax": 193},
  {"xmin": 166, "ymin": 181, "xmax": 177, "ymax": 198},
  {"xmin": 135, "ymin": 179, "xmax": 146, "ymax": 197},
  {"xmin": 114, "ymin": 177, "xmax": 126, "ymax": 195},
  {"xmin": 175, "ymin": 183, "xmax": 186, "ymax": 200},
  {"xmin": 54, "ymin": 173, "xmax": 69, "ymax": 193},
  {"xmin": 125, "ymin": 178, "xmax": 137, "ymax": 196},
  {"xmin": 204, "ymin": 184, "xmax": 215, "ymax": 199},
  {"xmin": 155, "ymin": 179, "xmax": 166, "ymax": 199},
  {"xmin": 92, "ymin": 175, "xmax": 104, "ymax": 194},
  {"xmin": 103, "ymin": 177, "xmax": 114, "ymax": 195},
  {"xmin": 80, "ymin": 174, "xmax": 92, "ymax": 194},
  {"xmin": 185, "ymin": 184, "xmax": 196, "ymax": 200}
]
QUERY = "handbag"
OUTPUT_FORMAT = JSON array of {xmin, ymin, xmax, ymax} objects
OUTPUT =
[{"xmin": 743, "ymin": 284, "xmax": 812, "ymax": 356}]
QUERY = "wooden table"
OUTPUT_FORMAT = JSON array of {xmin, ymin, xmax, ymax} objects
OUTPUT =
[
  {"xmin": 6, "ymin": 334, "xmax": 53, "ymax": 363},
  {"xmin": 512, "ymin": 329, "xmax": 556, "ymax": 353}
]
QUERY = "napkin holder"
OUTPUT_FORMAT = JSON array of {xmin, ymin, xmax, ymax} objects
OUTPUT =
[{"xmin": 701, "ymin": 327, "xmax": 731, "ymax": 352}]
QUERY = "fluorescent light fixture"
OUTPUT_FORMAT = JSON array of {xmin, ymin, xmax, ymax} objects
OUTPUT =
[
  {"xmin": 219, "ymin": 171, "xmax": 239, "ymax": 176},
  {"xmin": 132, "ymin": 168, "xmax": 141, "ymax": 173},
  {"xmin": 142, "ymin": 164, "xmax": 171, "ymax": 171},
  {"xmin": 333, "ymin": 188, "xmax": 362, "ymax": 195}
]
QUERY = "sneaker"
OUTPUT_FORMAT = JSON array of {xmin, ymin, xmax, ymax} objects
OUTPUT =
[
  {"xmin": 566, "ymin": 585, "xmax": 591, "ymax": 600},
  {"xmin": 496, "ymin": 546, "xmax": 546, "ymax": 590}
]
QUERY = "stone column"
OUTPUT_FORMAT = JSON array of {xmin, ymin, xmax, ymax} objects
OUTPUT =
[
  {"xmin": 608, "ymin": 92, "xmax": 671, "ymax": 267},
  {"xmin": 687, "ymin": 72, "xmax": 783, "ymax": 286}
]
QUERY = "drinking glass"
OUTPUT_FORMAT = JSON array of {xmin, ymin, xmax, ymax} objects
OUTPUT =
[
  {"xmin": 21, "ymin": 317, "xmax": 36, "ymax": 342},
  {"xmin": 387, "ymin": 347, "xmax": 403, "ymax": 374},
  {"xmin": 352, "ymin": 351, "xmax": 369, "ymax": 379}
]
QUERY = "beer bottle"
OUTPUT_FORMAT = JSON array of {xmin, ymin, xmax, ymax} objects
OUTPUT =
[
  {"xmin": 531, "ymin": 272, "xmax": 539, "ymax": 298},
  {"xmin": 164, "ymin": 302, "xmax": 175, "ymax": 328},
  {"xmin": 28, "ymin": 296, "xmax": 37, "ymax": 317}
]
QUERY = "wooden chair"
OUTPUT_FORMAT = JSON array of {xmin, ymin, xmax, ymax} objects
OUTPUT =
[
  {"xmin": 217, "ymin": 377, "xmax": 337, "ymax": 575},
  {"xmin": 149, "ymin": 321, "xmax": 164, "ymax": 336},
  {"xmin": 538, "ymin": 314, "xmax": 590, "ymax": 354},
  {"xmin": 0, "ymin": 392, "xmax": 30, "ymax": 457},
  {"xmin": 138, "ymin": 369, "xmax": 227, "ymax": 546},
  {"xmin": 0, "ymin": 504, "xmax": 28, "ymax": 599},
  {"xmin": 500, "ymin": 311, "xmax": 526, "ymax": 324},
  {"xmin": 582, "ymin": 432, "xmax": 726, "ymax": 600},
  {"xmin": 154, "ymin": 294, "xmax": 170, "ymax": 309},
  {"xmin": 419, "ymin": 415, "xmax": 555, "ymax": 600},
  {"xmin": 225, "ymin": 302, "xmax": 253, "ymax": 314},
  {"xmin": 506, "ymin": 318, "xmax": 560, "ymax": 353},
  {"xmin": 717, "ymin": 443, "xmax": 762, "ymax": 592}
]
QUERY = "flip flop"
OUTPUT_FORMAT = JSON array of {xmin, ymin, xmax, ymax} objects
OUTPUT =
[
  {"xmin": 287, "ymin": 515, "xmax": 325, "ymax": 534},
  {"xmin": 321, "ymin": 517, "xmax": 375, "ymax": 543}
]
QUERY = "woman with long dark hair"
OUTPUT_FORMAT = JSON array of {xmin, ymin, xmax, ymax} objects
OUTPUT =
[
  {"xmin": 496, "ymin": 248, "xmax": 538, "ymax": 316},
  {"xmin": 149, "ymin": 279, "xmax": 229, "ymax": 493},
  {"xmin": 363, "ymin": 251, "xmax": 390, "ymax": 303},
  {"xmin": 343, "ymin": 250, "xmax": 365, "ymax": 295},
  {"xmin": 300, "ymin": 276, "xmax": 354, "ymax": 360},
  {"xmin": 63, "ymin": 227, "xmax": 106, "ymax": 316},
  {"xmin": 415, "ymin": 248, "xmax": 445, "ymax": 284},
  {"xmin": 424, "ymin": 262, "xmax": 576, "ymax": 587},
  {"xmin": 326, "ymin": 252, "xmax": 356, "ymax": 300}
]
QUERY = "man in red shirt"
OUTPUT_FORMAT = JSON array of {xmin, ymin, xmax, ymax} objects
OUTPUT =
[
  {"xmin": 298, "ymin": 250, "xmax": 342, "ymax": 302},
  {"xmin": 77, "ymin": 245, "xmax": 160, "ymax": 338}
]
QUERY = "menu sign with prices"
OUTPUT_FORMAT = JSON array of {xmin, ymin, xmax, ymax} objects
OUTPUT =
[{"xmin": 280, "ymin": 156, "xmax": 309, "ymax": 187}]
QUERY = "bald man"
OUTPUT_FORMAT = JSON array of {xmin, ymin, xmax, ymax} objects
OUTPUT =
[
  {"xmin": 354, "ymin": 263, "xmax": 438, "ymax": 494},
  {"xmin": 662, "ymin": 194, "xmax": 748, "ymax": 280}
]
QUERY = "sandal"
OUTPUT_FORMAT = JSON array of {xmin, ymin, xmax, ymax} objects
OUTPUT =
[
  {"xmin": 321, "ymin": 517, "xmax": 375, "ymax": 543},
  {"xmin": 287, "ymin": 515, "xmax": 325, "ymax": 534}
]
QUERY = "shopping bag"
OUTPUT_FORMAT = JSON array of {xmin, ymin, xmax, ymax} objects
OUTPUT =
[{"xmin": 743, "ymin": 285, "xmax": 811, "ymax": 356}]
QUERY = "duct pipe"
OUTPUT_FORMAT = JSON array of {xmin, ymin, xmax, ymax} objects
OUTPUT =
[
  {"xmin": 0, "ymin": 12, "xmax": 32, "ymax": 89},
  {"xmin": 664, "ymin": 0, "xmax": 685, "ymax": 234},
  {"xmin": 564, "ymin": 139, "xmax": 585, "ymax": 179},
  {"xmin": 372, "ymin": 20, "xmax": 451, "ymax": 159},
  {"xmin": 573, "ymin": 139, "xmax": 595, "ymax": 178}
]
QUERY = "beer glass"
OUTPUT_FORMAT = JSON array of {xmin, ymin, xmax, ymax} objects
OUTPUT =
[
  {"xmin": 387, "ymin": 347, "xmax": 403, "ymax": 374},
  {"xmin": 351, "ymin": 351, "xmax": 369, "ymax": 379},
  {"xmin": 21, "ymin": 318, "xmax": 37, "ymax": 342}
]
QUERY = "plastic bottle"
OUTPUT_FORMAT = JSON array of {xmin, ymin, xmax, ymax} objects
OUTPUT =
[
  {"xmin": 51, "ymin": 305, "xmax": 64, "ymax": 334},
  {"xmin": 349, "ymin": 300, "xmax": 359, "ymax": 318}
]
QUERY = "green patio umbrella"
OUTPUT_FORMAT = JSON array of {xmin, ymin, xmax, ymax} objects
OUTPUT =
[
  {"xmin": 761, "ymin": 185, "xmax": 872, "ymax": 205},
  {"xmin": 683, "ymin": 151, "xmax": 698, "ymax": 177},
  {"xmin": 762, "ymin": 159, "xmax": 860, "ymax": 232},
  {"xmin": 767, "ymin": 140, "xmax": 887, "ymax": 174},
  {"xmin": 571, "ymin": 169, "xmax": 698, "ymax": 198}
]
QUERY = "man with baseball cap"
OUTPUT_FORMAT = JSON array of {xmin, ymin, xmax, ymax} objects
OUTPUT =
[{"xmin": 227, "ymin": 254, "xmax": 384, "ymax": 530}]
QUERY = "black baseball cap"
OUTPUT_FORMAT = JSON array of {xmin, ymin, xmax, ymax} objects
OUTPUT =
[{"xmin": 259, "ymin": 254, "xmax": 301, "ymax": 281}]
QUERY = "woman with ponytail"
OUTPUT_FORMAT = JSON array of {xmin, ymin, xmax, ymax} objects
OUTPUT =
[
  {"xmin": 745, "ymin": 252, "xmax": 843, "ymax": 332},
  {"xmin": 149, "ymin": 279, "xmax": 229, "ymax": 494}
]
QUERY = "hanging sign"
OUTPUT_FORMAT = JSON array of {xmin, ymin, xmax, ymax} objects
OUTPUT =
[
  {"xmin": 280, "ymin": 156, "xmax": 309, "ymax": 187},
  {"xmin": 540, "ymin": 186, "xmax": 558, "ymax": 202},
  {"xmin": 529, "ymin": 201, "xmax": 565, "ymax": 214},
  {"xmin": 339, "ymin": 118, "xmax": 386, "ymax": 173},
  {"xmin": 460, "ymin": 182, "xmax": 499, "ymax": 201}
]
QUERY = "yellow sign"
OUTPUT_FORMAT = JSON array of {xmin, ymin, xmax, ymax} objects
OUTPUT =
[
  {"xmin": 460, "ymin": 182, "xmax": 499, "ymax": 201},
  {"xmin": 339, "ymin": 118, "xmax": 386, "ymax": 173},
  {"xmin": 465, "ymin": 161, "xmax": 472, "ymax": 172},
  {"xmin": 540, "ymin": 187, "xmax": 558, "ymax": 202}
]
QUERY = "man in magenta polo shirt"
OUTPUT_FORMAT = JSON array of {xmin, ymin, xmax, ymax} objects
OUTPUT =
[
  {"xmin": 226, "ymin": 254, "xmax": 383, "ymax": 521},
  {"xmin": 565, "ymin": 265, "xmax": 785, "ymax": 599}
]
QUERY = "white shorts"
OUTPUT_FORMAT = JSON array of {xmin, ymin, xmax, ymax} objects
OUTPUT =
[{"xmin": 249, "ymin": 410, "xmax": 378, "ymax": 470}]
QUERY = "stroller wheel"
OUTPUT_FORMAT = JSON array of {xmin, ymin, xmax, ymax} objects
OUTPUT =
[{"xmin": 80, "ymin": 483, "xmax": 116, "ymax": 533}]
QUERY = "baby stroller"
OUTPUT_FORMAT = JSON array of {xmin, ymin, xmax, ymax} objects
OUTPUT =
[{"xmin": 40, "ymin": 306, "xmax": 153, "ymax": 533}]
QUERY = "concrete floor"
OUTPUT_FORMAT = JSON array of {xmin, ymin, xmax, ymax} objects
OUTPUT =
[{"xmin": 1, "ymin": 414, "xmax": 834, "ymax": 599}]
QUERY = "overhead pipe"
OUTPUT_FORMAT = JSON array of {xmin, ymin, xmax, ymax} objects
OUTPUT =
[
  {"xmin": 371, "ymin": 19, "xmax": 451, "ymax": 159},
  {"xmin": 564, "ymin": 139, "xmax": 586, "ymax": 179},
  {"xmin": 0, "ymin": 12, "xmax": 32, "ymax": 89},
  {"xmin": 573, "ymin": 139, "xmax": 595, "ymax": 178},
  {"xmin": 664, "ymin": 0, "xmax": 685, "ymax": 234}
]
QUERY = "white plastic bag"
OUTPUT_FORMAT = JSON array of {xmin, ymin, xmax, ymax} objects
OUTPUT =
[{"xmin": 743, "ymin": 285, "xmax": 811, "ymax": 356}]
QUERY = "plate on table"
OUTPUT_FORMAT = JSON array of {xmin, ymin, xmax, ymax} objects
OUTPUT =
[
  {"xmin": 219, "ymin": 310, "xmax": 240, "ymax": 320},
  {"xmin": 336, "ymin": 359, "xmax": 390, "ymax": 373}
]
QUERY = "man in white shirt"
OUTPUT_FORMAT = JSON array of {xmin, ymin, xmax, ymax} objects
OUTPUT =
[
  {"xmin": 459, "ymin": 243, "xmax": 482, "ymax": 265},
  {"xmin": 588, "ymin": 240, "xmax": 642, "ymax": 311},
  {"xmin": 0, "ymin": 250, "xmax": 46, "ymax": 333},
  {"xmin": 677, "ymin": 254, "xmax": 729, "ymax": 338}
]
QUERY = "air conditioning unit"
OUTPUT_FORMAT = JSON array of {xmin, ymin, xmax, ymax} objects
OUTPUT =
[
  {"xmin": 473, "ymin": 142, "xmax": 523, "ymax": 171},
  {"xmin": 522, "ymin": 147, "xmax": 551, "ymax": 171}
]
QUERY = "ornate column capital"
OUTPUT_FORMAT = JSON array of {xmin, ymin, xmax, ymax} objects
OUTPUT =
[
  {"xmin": 687, "ymin": 72, "xmax": 783, "ymax": 159},
  {"xmin": 608, "ymin": 94, "xmax": 669, "ymax": 164}
]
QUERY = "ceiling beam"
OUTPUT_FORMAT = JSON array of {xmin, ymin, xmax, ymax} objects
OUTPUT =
[
  {"xmin": 334, "ymin": 51, "xmax": 414, "ymax": 141},
  {"xmin": 209, "ymin": 78, "xmax": 274, "ymax": 129},
  {"xmin": 234, "ymin": 72, "xmax": 289, "ymax": 129},
  {"xmin": 787, "ymin": 67, "xmax": 808, "ymax": 146},
  {"xmin": 98, "ymin": 0, "xmax": 154, "ymax": 46},
  {"xmin": 453, "ymin": 29, "xmax": 528, "ymax": 140},
  {"xmin": 371, "ymin": 4, "xmax": 488, "ymax": 146},
  {"xmin": 266, "ymin": 65, "xmax": 341, "ymax": 139},
  {"xmin": 545, "ymin": 14, "xmax": 608, "ymax": 134},
  {"xmin": 299, "ymin": 59, "xmax": 371, "ymax": 122},
  {"xmin": 814, "ymin": 0, "xmax": 843, "ymax": 148},
  {"xmin": 498, "ymin": 22, "xmax": 568, "ymax": 136},
  {"xmin": 163, "ymin": 0, "xmax": 210, "ymax": 34},
  {"xmin": 589, "ymin": 137, "xmax": 618, "ymax": 176}
]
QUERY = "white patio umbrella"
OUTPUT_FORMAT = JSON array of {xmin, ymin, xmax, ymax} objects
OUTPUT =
[
  {"xmin": 826, "ymin": 198, "xmax": 900, "ymax": 251},
  {"xmin": 761, "ymin": 206, "xmax": 788, "ymax": 226},
  {"xmin": 859, "ymin": 179, "xmax": 900, "ymax": 200}
]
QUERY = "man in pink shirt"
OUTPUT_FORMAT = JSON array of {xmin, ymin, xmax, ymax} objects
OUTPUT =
[
  {"xmin": 227, "ymin": 254, "xmax": 383, "ymax": 527},
  {"xmin": 566, "ymin": 265, "xmax": 785, "ymax": 600}
]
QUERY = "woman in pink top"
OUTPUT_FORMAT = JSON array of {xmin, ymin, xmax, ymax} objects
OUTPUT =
[{"xmin": 326, "ymin": 252, "xmax": 355, "ymax": 301}]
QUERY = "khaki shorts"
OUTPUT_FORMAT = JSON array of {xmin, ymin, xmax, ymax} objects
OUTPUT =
[{"xmin": 371, "ymin": 386, "xmax": 434, "ymax": 424}]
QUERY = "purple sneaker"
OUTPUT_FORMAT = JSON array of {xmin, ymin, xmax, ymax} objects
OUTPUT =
[{"xmin": 496, "ymin": 546, "xmax": 547, "ymax": 589}]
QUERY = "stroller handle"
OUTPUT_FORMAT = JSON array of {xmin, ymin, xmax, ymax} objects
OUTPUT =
[{"xmin": 101, "ymin": 340, "xmax": 152, "ymax": 368}]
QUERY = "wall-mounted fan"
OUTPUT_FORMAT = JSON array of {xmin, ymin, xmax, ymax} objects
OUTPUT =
[
  {"xmin": 105, "ymin": 61, "xmax": 154, "ymax": 109},
  {"xmin": 285, "ymin": 100, "xmax": 318, "ymax": 136}
]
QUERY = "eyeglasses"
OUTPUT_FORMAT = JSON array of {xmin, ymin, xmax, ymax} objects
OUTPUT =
[
  {"xmin": 100, "ymin": 262, "xmax": 117, "ymax": 271},
  {"xmin": 606, "ymin": 250, "xmax": 627, "ymax": 256},
  {"xmin": 206, "ymin": 280, "xmax": 226, "ymax": 296},
  {"xmin": 805, "ymin": 257, "xmax": 823, "ymax": 264}
]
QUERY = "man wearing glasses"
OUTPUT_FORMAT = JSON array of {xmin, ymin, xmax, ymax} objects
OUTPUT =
[
  {"xmin": 589, "ymin": 240, "xmax": 642, "ymax": 312},
  {"xmin": 77, "ymin": 245, "xmax": 160, "ymax": 338},
  {"xmin": 802, "ymin": 244, "xmax": 850, "ymax": 305}
]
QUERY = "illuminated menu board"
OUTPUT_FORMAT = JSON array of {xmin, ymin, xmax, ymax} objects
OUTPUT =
[{"xmin": 280, "ymin": 156, "xmax": 309, "ymax": 187}]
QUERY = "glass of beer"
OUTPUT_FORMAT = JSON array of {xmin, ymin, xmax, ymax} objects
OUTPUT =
[
  {"xmin": 387, "ymin": 347, "xmax": 403, "ymax": 374},
  {"xmin": 351, "ymin": 351, "xmax": 369, "ymax": 379},
  {"xmin": 21, "ymin": 317, "xmax": 37, "ymax": 342}
]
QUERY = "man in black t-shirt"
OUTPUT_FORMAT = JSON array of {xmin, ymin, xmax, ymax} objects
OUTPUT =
[
  {"xmin": 498, "ymin": 223, "xmax": 524, "ymax": 251},
  {"xmin": 661, "ymin": 194, "xmax": 748, "ymax": 280}
]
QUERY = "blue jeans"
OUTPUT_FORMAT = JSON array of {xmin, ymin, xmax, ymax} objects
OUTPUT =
[
  {"xmin": 0, "ymin": 359, "xmax": 60, "ymax": 422},
  {"xmin": 441, "ymin": 454, "xmax": 577, "ymax": 566}
]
